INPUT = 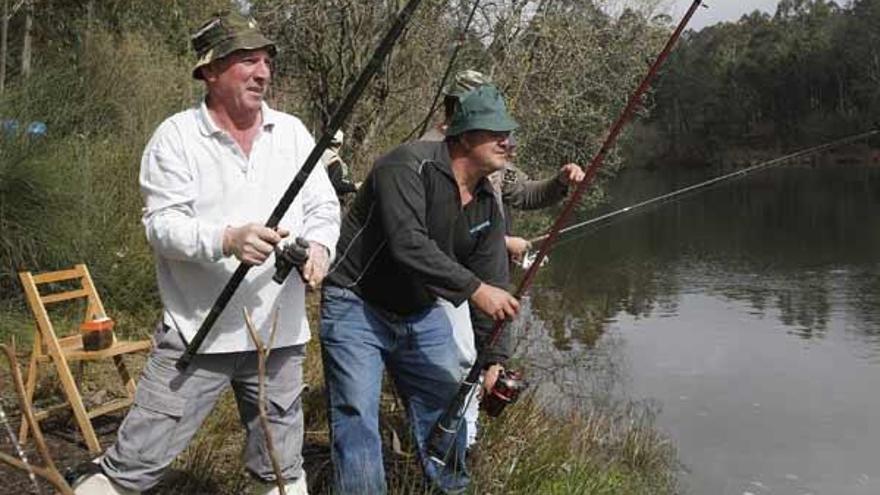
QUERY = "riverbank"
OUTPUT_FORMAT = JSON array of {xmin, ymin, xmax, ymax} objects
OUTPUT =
[
  {"xmin": 0, "ymin": 294, "xmax": 679, "ymax": 494},
  {"xmin": 527, "ymin": 158, "xmax": 880, "ymax": 494}
]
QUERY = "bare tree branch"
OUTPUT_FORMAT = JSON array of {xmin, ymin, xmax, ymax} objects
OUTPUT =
[
  {"xmin": 0, "ymin": 343, "xmax": 73, "ymax": 494},
  {"xmin": 243, "ymin": 309, "xmax": 286, "ymax": 495}
]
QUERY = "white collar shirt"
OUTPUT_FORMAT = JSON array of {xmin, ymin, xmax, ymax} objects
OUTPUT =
[{"xmin": 140, "ymin": 100, "xmax": 340, "ymax": 353}]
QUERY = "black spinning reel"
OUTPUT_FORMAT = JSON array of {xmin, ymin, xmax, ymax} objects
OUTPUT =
[{"xmin": 273, "ymin": 237, "xmax": 310, "ymax": 284}]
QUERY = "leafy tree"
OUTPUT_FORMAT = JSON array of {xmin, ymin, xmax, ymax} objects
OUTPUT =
[{"xmin": 645, "ymin": 0, "xmax": 878, "ymax": 166}]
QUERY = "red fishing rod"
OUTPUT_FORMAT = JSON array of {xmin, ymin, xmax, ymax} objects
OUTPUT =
[{"xmin": 426, "ymin": 0, "xmax": 706, "ymax": 466}]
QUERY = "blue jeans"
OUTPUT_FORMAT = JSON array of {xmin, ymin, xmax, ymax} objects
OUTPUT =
[{"xmin": 320, "ymin": 285, "xmax": 469, "ymax": 494}]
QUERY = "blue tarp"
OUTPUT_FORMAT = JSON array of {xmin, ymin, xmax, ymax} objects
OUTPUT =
[{"xmin": 1, "ymin": 119, "xmax": 47, "ymax": 138}]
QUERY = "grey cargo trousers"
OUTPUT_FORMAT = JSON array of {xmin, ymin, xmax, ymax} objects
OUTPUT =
[{"xmin": 100, "ymin": 323, "xmax": 306, "ymax": 491}]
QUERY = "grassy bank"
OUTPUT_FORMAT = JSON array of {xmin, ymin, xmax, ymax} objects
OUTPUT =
[
  {"xmin": 0, "ymin": 6, "xmax": 681, "ymax": 490},
  {"xmin": 0, "ymin": 295, "xmax": 679, "ymax": 494}
]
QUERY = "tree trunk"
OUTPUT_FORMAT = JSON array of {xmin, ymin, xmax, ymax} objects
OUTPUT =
[
  {"xmin": 0, "ymin": 0, "xmax": 7, "ymax": 93},
  {"xmin": 84, "ymin": 0, "xmax": 94, "ymax": 53},
  {"xmin": 21, "ymin": 0, "xmax": 32, "ymax": 79}
]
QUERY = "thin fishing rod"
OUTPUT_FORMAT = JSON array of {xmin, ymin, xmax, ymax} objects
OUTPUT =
[
  {"xmin": 0, "ymin": 402, "xmax": 41, "ymax": 494},
  {"xmin": 427, "ymin": 0, "xmax": 705, "ymax": 466},
  {"xmin": 0, "ymin": 344, "xmax": 72, "ymax": 494},
  {"xmin": 178, "ymin": 0, "xmax": 425, "ymax": 369},
  {"xmin": 529, "ymin": 129, "xmax": 880, "ymax": 245},
  {"xmin": 502, "ymin": 0, "xmax": 704, "ymax": 338},
  {"xmin": 405, "ymin": 0, "xmax": 481, "ymax": 141}
]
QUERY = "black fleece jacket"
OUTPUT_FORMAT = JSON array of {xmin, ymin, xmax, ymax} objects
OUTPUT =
[{"xmin": 327, "ymin": 139, "xmax": 511, "ymax": 364}]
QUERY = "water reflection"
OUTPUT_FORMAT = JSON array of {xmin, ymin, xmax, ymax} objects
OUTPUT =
[
  {"xmin": 520, "ymin": 162, "xmax": 880, "ymax": 494},
  {"xmin": 529, "ymin": 164, "xmax": 880, "ymax": 356},
  {"xmin": 511, "ymin": 297, "xmax": 626, "ymax": 406}
]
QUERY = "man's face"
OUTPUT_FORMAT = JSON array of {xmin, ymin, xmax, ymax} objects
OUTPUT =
[
  {"xmin": 203, "ymin": 48, "xmax": 272, "ymax": 113},
  {"xmin": 462, "ymin": 130, "xmax": 512, "ymax": 174},
  {"xmin": 506, "ymin": 142, "xmax": 517, "ymax": 161}
]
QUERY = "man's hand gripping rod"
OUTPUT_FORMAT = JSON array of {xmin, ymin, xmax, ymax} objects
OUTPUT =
[
  {"xmin": 426, "ymin": 0, "xmax": 706, "ymax": 465},
  {"xmin": 177, "ymin": 0, "xmax": 424, "ymax": 369}
]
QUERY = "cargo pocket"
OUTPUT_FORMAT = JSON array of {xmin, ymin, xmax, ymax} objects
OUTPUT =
[
  {"xmin": 120, "ymin": 380, "xmax": 186, "ymax": 465},
  {"xmin": 252, "ymin": 384, "xmax": 307, "ymax": 471},
  {"xmin": 267, "ymin": 383, "xmax": 307, "ymax": 418}
]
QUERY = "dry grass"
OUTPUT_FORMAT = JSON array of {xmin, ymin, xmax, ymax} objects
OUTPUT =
[
  {"xmin": 0, "ymin": 295, "xmax": 679, "ymax": 495},
  {"xmin": 162, "ymin": 294, "xmax": 679, "ymax": 494},
  {"xmin": 472, "ymin": 396, "xmax": 679, "ymax": 494}
]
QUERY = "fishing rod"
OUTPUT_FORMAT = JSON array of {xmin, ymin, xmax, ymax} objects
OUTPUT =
[
  {"xmin": 528, "ymin": 129, "xmax": 880, "ymax": 246},
  {"xmin": 426, "ymin": 0, "xmax": 706, "ymax": 466},
  {"xmin": 404, "ymin": 0, "xmax": 482, "ymax": 141},
  {"xmin": 178, "ymin": 0, "xmax": 425, "ymax": 369}
]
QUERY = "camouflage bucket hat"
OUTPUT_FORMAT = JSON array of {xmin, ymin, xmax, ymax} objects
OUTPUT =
[
  {"xmin": 443, "ymin": 69, "xmax": 492, "ymax": 98},
  {"xmin": 446, "ymin": 84, "xmax": 519, "ymax": 137},
  {"xmin": 191, "ymin": 11, "xmax": 276, "ymax": 80}
]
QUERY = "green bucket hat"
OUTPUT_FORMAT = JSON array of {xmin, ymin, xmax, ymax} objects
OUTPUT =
[
  {"xmin": 446, "ymin": 84, "xmax": 519, "ymax": 137},
  {"xmin": 443, "ymin": 69, "xmax": 493, "ymax": 98},
  {"xmin": 191, "ymin": 11, "xmax": 277, "ymax": 80}
]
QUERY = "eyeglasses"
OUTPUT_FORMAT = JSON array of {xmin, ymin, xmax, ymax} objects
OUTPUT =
[{"xmin": 480, "ymin": 130, "xmax": 511, "ymax": 142}]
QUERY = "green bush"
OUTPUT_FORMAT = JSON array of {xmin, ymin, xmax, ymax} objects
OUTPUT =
[{"xmin": 0, "ymin": 28, "xmax": 202, "ymax": 314}]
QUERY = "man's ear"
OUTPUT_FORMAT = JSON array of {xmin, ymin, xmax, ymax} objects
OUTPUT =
[
  {"xmin": 200, "ymin": 65, "xmax": 216, "ymax": 82},
  {"xmin": 457, "ymin": 132, "xmax": 473, "ymax": 152},
  {"xmin": 200, "ymin": 59, "xmax": 225, "ymax": 82}
]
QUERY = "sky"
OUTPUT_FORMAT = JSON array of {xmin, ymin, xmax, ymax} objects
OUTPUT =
[{"xmin": 670, "ymin": 0, "xmax": 779, "ymax": 29}]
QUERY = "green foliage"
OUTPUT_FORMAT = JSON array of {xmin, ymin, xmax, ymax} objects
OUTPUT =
[
  {"xmin": 491, "ymin": 3, "xmax": 669, "ymax": 212},
  {"xmin": 646, "ymin": 0, "xmax": 880, "ymax": 165},
  {"xmin": 252, "ymin": 0, "xmax": 668, "ymax": 214},
  {"xmin": 471, "ymin": 395, "xmax": 679, "ymax": 494},
  {"xmin": 1, "ymin": 0, "xmax": 672, "ymax": 306},
  {"xmin": 0, "ymin": 10, "xmax": 213, "ymax": 314}
]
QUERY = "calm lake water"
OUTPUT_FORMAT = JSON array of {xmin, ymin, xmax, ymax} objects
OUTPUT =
[{"xmin": 517, "ymin": 161, "xmax": 880, "ymax": 495}]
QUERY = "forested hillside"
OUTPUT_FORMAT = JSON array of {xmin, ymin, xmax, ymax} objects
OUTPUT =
[{"xmin": 645, "ymin": 0, "xmax": 880, "ymax": 166}]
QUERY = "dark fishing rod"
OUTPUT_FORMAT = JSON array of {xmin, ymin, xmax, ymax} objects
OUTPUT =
[
  {"xmin": 404, "ymin": 0, "xmax": 482, "ymax": 142},
  {"xmin": 426, "ymin": 0, "xmax": 706, "ymax": 466},
  {"xmin": 528, "ymin": 129, "xmax": 880, "ymax": 246},
  {"xmin": 178, "ymin": 0, "xmax": 425, "ymax": 369}
]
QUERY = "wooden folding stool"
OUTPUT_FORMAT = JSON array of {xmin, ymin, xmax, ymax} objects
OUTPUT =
[{"xmin": 17, "ymin": 264, "xmax": 151, "ymax": 454}]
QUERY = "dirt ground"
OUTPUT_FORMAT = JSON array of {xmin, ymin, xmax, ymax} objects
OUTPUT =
[
  {"xmin": 0, "ymin": 342, "xmax": 398, "ymax": 494},
  {"xmin": 0, "ymin": 413, "xmax": 342, "ymax": 494},
  {"xmin": 0, "ymin": 412, "xmax": 122, "ymax": 494}
]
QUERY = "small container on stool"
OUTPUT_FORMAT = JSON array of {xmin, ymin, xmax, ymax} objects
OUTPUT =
[{"xmin": 80, "ymin": 317, "xmax": 114, "ymax": 351}]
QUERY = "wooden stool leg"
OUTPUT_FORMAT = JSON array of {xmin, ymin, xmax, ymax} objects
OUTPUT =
[
  {"xmin": 51, "ymin": 353, "xmax": 101, "ymax": 454},
  {"xmin": 18, "ymin": 336, "xmax": 41, "ymax": 443},
  {"xmin": 113, "ymin": 355, "xmax": 137, "ymax": 397}
]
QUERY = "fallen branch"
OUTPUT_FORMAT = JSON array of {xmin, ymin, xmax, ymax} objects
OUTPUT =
[
  {"xmin": 0, "ymin": 343, "xmax": 73, "ymax": 494},
  {"xmin": 243, "ymin": 309, "xmax": 286, "ymax": 495}
]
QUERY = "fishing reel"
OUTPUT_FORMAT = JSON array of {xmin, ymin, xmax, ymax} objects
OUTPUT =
[
  {"xmin": 481, "ymin": 368, "xmax": 527, "ymax": 417},
  {"xmin": 424, "ymin": 368, "xmax": 528, "ymax": 468},
  {"xmin": 273, "ymin": 237, "xmax": 310, "ymax": 284},
  {"xmin": 519, "ymin": 250, "xmax": 549, "ymax": 270}
]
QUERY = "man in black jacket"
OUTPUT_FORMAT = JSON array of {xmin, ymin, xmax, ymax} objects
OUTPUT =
[
  {"xmin": 423, "ymin": 69, "xmax": 585, "ymax": 262},
  {"xmin": 321, "ymin": 84, "xmax": 519, "ymax": 494}
]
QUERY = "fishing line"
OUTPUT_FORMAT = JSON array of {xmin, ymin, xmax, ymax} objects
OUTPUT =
[
  {"xmin": 427, "ymin": 0, "xmax": 706, "ymax": 466},
  {"xmin": 404, "ymin": 0, "xmax": 482, "ymax": 141},
  {"xmin": 527, "ymin": 129, "xmax": 880, "ymax": 249}
]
